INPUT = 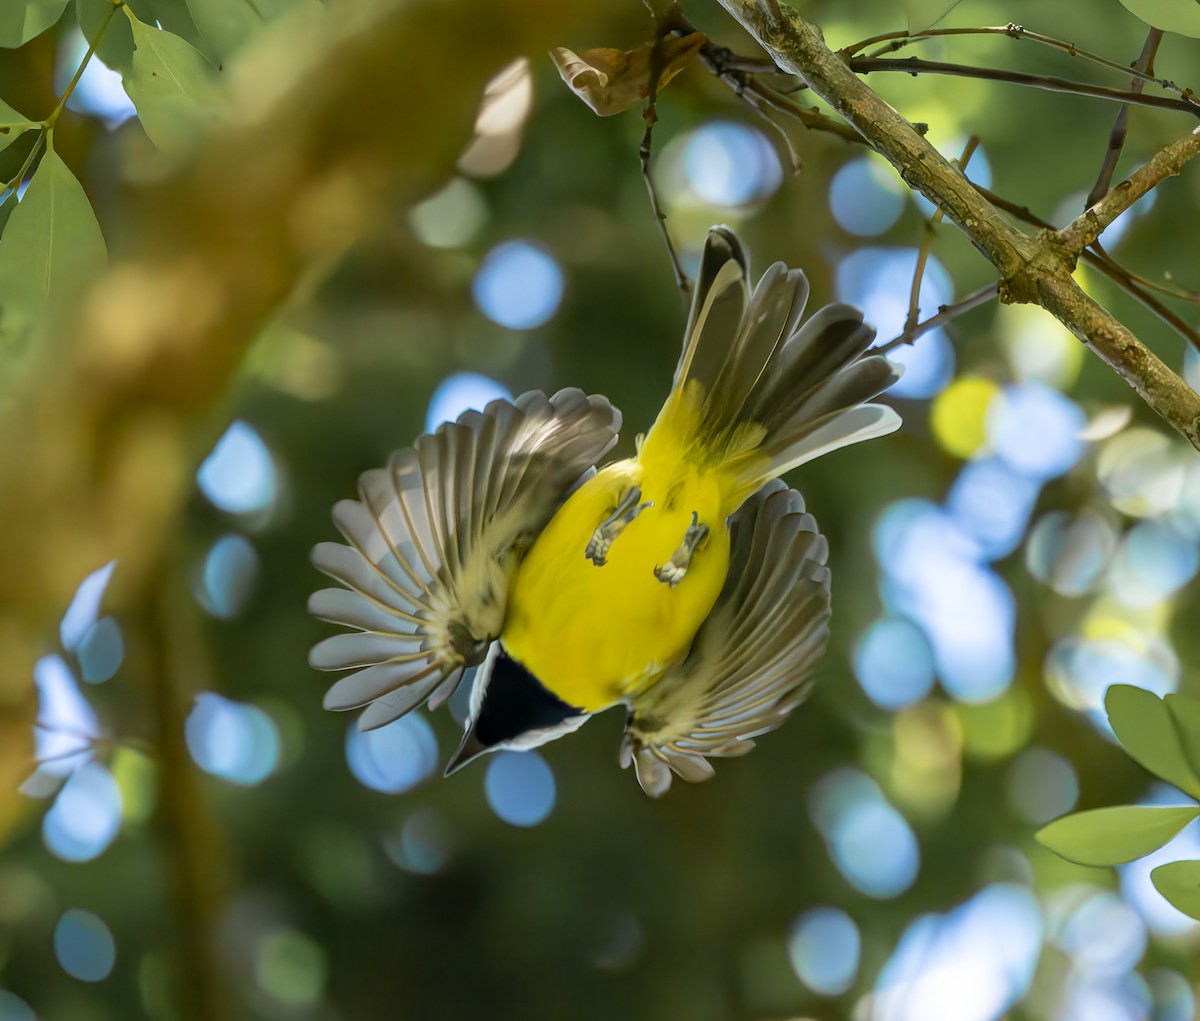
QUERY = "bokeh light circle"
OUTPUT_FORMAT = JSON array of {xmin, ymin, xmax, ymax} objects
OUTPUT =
[
  {"xmin": 345, "ymin": 713, "xmax": 438, "ymax": 794},
  {"xmin": 853, "ymin": 617, "xmax": 935, "ymax": 710},
  {"xmin": 1097, "ymin": 428, "xmax": 1188, "ymax": 517},
  {"xmin": 987, "ymin": 382, "xmax": 1085, "ymax": 481},
  {"xmin": 1006, "ymin": 747, "xmax": 1078, "ymax": 824},
  {"xmin": 472, "ymin": 240, "xmax": 563, "ymax": 330},
  {"xmin": 1108, "ymin": 519, "xmax": 1199, "ymax": 608},
  {"xmin": 255, "ymin": 928, "xmax": 327, "ymax": 1006},
  {"xmin": 1025, "ymin": 510, "xmax": 1117, "ymax": 597},
  {"xmin": 186, "ymin": 693, "xmax": 280, "ymax": 786},
  {"xmin": 425, "ymin": 372, "xmax": 513, "ymax": 433},
  {"xmin": 810, "ymin": 770, "xmax": 919, "ymax": 898},
  {"xmin": 200, "ymin": 534, "xmax": 260, "ymax": 619},
  {"xmin": 42, "ymin": 762, "xmax": 123, "ymax": 863},
  {"xmin": 77, "ymin": 617, "xmax": 123, "ymax": 684},
  {"xmin": 53, "ymin": 909, "xmax": 116, "ymax": 982},
  {"xmin": 60, "ymin": 561, "xmax": 116, "ymax": 651},
  {"xmin": 197, "ymin": 421, "xmax": 278, "ymax": 515},
  {"xmin": 0, "ymin": 992, "xmax": 36, "ymax": 1021},
  {"xmin": 830, "ymin": 156, "xmax": 904, "ymax": 236},
  {"xmin": 683, "ymin": 121, "xmax": 782, "ymax": 206},
  {"xmin": 484, "ymin": 750, "xmax": 556, "ymax": 827},
  {"xmin": 787, "ymin": 907, "xmax": 861, "ymax": 994}
]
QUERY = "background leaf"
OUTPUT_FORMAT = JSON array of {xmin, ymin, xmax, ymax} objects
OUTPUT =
[
  {"xmin": 184, "ymin": 0, "xmax": 305, "ymax": 63},
  {"xmin": 0, "ymin": 148, "xmax": 107, "ymax": 347},
  {"xmin": 1151, "ymin": 859, "xmax": 1200, "ymax": 920},
  {"xmin": 1035, "ymin": 805, "xmax": 1200, "ymax": 866},
  {"xmin": 122, "ymin": 6, "xmax": 218, "ymax": 150},
  {"xmin": 1118, "ymin": 0, "xmax": 1200, "ymax": 37},
  {"xmin": 904, "ymin": 0, "xmax": 962, "ymax": 33},
  {"xmin": 1106, "ymin": 684, "xmax": 1200, "ymax": 799},
  {"xmin": 0, "ymin": 0, "xmax": 72, "ymax": 48}
]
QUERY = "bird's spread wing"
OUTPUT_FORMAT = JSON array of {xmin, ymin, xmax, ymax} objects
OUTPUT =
[
  {"xmin": 621, "ymin": 479, "xmax": 831, "ymax": 796},
  {"xmin": 309, "ymin": 389, "xmax": 621, "ymax": 730}
]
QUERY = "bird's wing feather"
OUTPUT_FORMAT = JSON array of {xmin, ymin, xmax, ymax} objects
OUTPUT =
[
  {"xmin": 621, "ymin": 479, "xmax": 831, "ymax": 796},
  {"xmin": 310, "ymin": 388, "xmax": 621, "ymax": 730}
]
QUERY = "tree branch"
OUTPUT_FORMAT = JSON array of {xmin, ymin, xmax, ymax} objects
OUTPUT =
[
  {"xmin": 1059, "ymin": 126, "xmax": 1200, "ymax": 254},
  {"xmin": 716, "ymin": 0, "xmax": 1200, "ymax": 450},
  {"xmin": 848, "ymin": 56, "xmax": 1200, "ymax": 118}
]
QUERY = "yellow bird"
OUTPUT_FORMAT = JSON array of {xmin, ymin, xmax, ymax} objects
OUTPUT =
[{"xmin": 309, "ymin": 226, "xmax": 901, "ymax": 796}]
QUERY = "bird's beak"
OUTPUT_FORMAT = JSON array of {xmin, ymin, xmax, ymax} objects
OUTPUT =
[{"xmin": 444, "ymin": 727, "xmax": 488, "ymax": 776}]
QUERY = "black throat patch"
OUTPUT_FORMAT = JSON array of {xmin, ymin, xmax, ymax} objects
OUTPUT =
[{"xmin": 474, "ymin": 650, "xmax": 582, "ymax": 749}]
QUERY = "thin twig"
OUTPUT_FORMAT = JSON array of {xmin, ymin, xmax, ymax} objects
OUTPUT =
[
  {"xmin": 739, "ymin": 81, "xmax": 803, "ymax": 172},
  {"xmin": 1058, "ymin": 127, "xmax": 1200, "ymax": 255},
  {"xmin": 1087, "ymin": 246, "xmax": 1200, "ymax": 354},
  {"xmin": 693, "ymin": 36, "xmax": 865, "ymax": 145},
  {"xmin": 3, "ymin": 132, "xmax": 44, "ymax": 193},
  {"xmin": 45, "ymin": 0, "xmax": 123, "ymax": 129},
  {"xmin": 842, "ymin": 24, "xmax": 1189, "ymax": 101},
  {"xmin": 880, "ymin": 282, "xmax": 1000, "ymax": 353},
  {"xmin": 640, "ymin": 10, "xmax": 690, "ymax": 296},
  {"xmin": 1087, "ymin": 29, "xmax": 1163, "ymax": 208},
  {"xmin": 904, "ymin": 136, "xmax": 979, "ymax": 335},
  {"xmin": 848, "ymin": 56, "xmax": 1200, "ymax": 118},
  {"xmin": 1093, "ymin": 243, "xmax": 1200, "ymax": 303},
  {"xmin": 742, "ymin": 78, "xmax": 864, "ymax": 144}
]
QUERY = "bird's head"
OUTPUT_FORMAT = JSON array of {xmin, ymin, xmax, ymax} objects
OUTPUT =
[{"xmin": 445, "ymin": 643, "xmax": 589, "ymax": 774}]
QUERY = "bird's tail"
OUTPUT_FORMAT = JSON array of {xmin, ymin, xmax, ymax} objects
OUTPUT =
[{"xmin": 638, "ymin": 226, "xmax": 902, "ymax": 507}]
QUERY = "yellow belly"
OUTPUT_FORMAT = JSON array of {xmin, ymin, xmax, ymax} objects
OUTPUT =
[{"xmin": 502, "ymin": 459, "xmax": 730, "ymax": 712}]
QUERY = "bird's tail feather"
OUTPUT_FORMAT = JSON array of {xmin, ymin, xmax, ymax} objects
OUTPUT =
[{"xmin": 641, "ymin": 226, "xmax": 902, "ymax": 506}]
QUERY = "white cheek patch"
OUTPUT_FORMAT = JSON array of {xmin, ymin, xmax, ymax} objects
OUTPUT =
[{"xmin": 499, "ymin": 712, "xmax": 590, "ymax": 752}]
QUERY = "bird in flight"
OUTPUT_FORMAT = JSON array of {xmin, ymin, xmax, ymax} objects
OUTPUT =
[{"xmin": 309, "ymin": 226, "xmax": 901, "ymax": 796}]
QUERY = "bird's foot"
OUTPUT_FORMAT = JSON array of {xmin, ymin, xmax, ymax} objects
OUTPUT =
[
  {"xmin": 586, "ymin": 486, "xmax": 652, "ymax": 566},
  {"xmin": 654, "ymin": 512, "xmax": 709, "ymax": 588}
]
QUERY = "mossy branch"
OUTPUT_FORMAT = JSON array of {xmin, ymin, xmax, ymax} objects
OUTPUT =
[{"xmin": 716, "ymin": 0, "xmax": 1200, "ymax": 451}]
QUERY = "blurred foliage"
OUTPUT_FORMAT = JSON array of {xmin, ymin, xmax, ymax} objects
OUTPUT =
[{"xmin": 2, "ymin": 0, "xmax": 1200, "ymax": 1020}]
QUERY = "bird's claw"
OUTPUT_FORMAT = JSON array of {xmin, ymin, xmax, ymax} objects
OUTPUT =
[
  {"xmin": 654, "ymin": 511, "xmax": 709, "ymax": 588},
  {"xmin": 586, "ymin": 486, "xmax": 652, "ymax": 566}
]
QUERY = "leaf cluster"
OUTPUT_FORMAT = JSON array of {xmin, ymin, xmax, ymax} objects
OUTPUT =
[
  {"xmin": 1037, "ymin": 684, "xmax": 1200, "ymax": 920},
  {"xmin": 0, "ymin": 0, "xmax": 302, "ymax": 363}
]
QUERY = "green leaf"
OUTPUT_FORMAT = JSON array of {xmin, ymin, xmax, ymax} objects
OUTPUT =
[
  {"xmin": 142, "ymin": 0, "xmax": 208, "ymax": 49},
  {"xmin": 1106, "ymin": 685, "xmax": 1200, "ymax": 799},
  {"xmin": 122, "ymin": 6, "xmax": 218, "ymax": 150},
  {"xmin": 0, "ymin": 148, "xmax": 107, "ymax": 346},
  {"xmin": 0, "ymin": 98, "xmax": 37, "ymax": 156},
  {"xmin": 185, "ymin": 0, "xmax": 308, "ymax": 64},
  {"xmin": 1166, "ymin": 693, "xmax": 1200, "ymax": 779},
  {"xmin": 905, "ymin": 0, "xmax": 962, "ymax": 33},
  {"xmin": 0, "ymin": 0, "xmax": 72, "ymax": 48},
  {"xmin": 185, "ymin": 0, "xmax": 264, "ymax": 62},
  {"xmin": 1151, "ymin": 859, "xmax": 1200, "ymax": 920},
  {"xmin": 1036, "ymin": 805, "xmax": 1200, "ymax": 866},
  {"xmin": 1118, "ymin": 0, "xmax": 1200, "ymax": 37}
]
